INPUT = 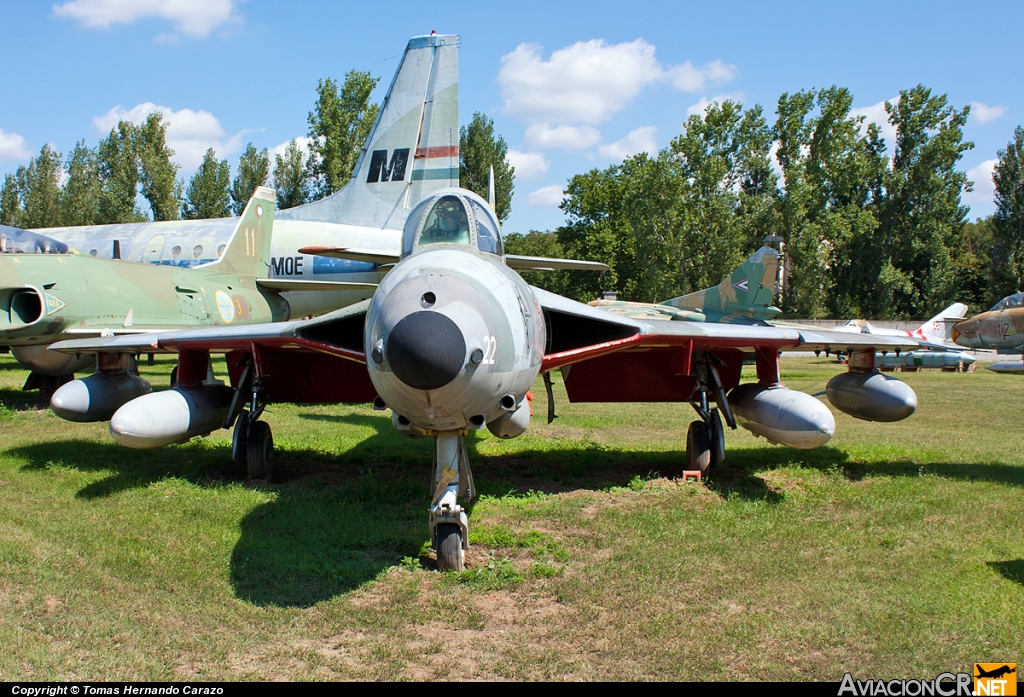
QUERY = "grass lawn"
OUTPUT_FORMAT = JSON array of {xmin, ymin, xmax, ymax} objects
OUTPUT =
[{"xmin": 0, "ymin": 354, "xmax": 1020, "ymax": 680}]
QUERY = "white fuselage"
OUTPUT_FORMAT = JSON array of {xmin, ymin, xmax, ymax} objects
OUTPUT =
[{"xmin": 364, "ymin": 246, "xmax": 544, "ymax": 432}]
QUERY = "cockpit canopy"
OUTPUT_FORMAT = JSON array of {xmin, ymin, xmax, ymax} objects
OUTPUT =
[
  {"xmin": 991, "ymin": 292, "xmax": 1024, "ymax": 311},
  {"xmin": 402, "ymin": 189, "xmax": 502, "ymax": 258},
  {"xmin": 0, "ymin": 225, "xmax": 69, "ymax": 254}
]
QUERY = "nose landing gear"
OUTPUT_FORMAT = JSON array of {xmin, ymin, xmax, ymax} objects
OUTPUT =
[{"xmin": 429, "ymin": 434, "xmax": 476, "ymax": 571}]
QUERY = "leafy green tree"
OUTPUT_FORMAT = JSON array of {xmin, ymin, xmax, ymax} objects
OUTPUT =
[
  {"xmin": 135, "ymin": 113, "xmax": 180, "ymax": 221},
  {"xmin": 874, "ymin": 86, "xmax": 972, "ymax": 318},
  {"xmin": 774, "ymin": 88, "xmax": 887, "ymax": 318},
  {"xmin": 231, "ymin": 143, "xmax": 270, "ymax": 215},
  {"xmin": 19, "ymin": 144, "xmax": 63, "ymax": 229},
  {"xmin": 60, "ymin": 141, "xmax": 102, "ymax": 227},
  {"xmin": 273, "ymin": 140, "xmax": 309, "ymax": 210},
  {"xmin": 98, "ymin": 121, "xmax": 145, "ymax": 224},
  {"xmin": 460, "ymin": 112, "xmax": 515, "ymax": 222},
  {"xmin": 503, "ymin": 230, "xmax": 574, "ymax": 297},
  {"xmin": 182, "ymin": 148, "xmax": 231, "ymax": 219},
  {"xmin": 0, "ymin": 174, "xmax": 20, "ymax": 227},
  {"xmin": 306, "ymin": 71, "xmax": 380, "ymax": 200},
  {"xmin": 992, "ymin": 125, "xmax": 1024, "ymax": 295},
  {"xmin": 559, "ymin": 163, "xmax": 635, "ymax": 302}
]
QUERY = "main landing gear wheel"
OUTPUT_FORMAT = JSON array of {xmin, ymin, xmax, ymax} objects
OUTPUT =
[
  {"xmin": 231, "ymin": 412, "xmax": 249, "ymax": 469},
  {"xmin": 686, "ymin": 420, "xmax": 711, "ymax": 474},
  {"xmin": 709, "ymin": 407, "xmax": 726, "ymax": 469},
  {"xmin": 435, "ymin": 523, "xmax": 465, "ymax": 572},
  {"xmin": 246, "ymin": 419, "xmax": 273, "ymax": 482}
]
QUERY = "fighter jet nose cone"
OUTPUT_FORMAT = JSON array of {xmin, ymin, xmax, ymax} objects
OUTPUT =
[{"xmin": 387, "ymin": 311, "xmax": 466, "ymax": 390}]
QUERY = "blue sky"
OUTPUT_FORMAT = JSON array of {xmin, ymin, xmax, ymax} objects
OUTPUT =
[{"xmin": 0, "ymin": 0, "xmax": 1020, "ymax": 235}]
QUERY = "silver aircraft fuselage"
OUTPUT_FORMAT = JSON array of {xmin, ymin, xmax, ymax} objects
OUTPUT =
[{"xmin": 365, "ymin": 245, "xmax": 544, "ymax": 432}]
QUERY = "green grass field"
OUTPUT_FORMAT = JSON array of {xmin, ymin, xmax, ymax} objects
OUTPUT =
[{"xmin": 0, "ymin": 355, "xmax": 1020, "ymax": 680}]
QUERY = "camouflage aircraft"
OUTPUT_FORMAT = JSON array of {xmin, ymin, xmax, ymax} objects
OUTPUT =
[
  {"xmin": 26, "ymin": 33, "xmax": 460, "ymax": 331},
  {"xmin": 951, "ymin": 291, "xmax": 1024, "ymax": 353},
  {"xmin": 1, "ymin": 188, "xmax": 373, "ymax": 393},
  {"xmin": 51, "ymin": 186, "xmax": 922, "ymax": 571},
  {"xmin": 592, "ymin": 246, "xmax": 781, "ymax": 323}
]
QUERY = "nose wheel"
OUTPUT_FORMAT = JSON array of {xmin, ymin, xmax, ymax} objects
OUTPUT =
[{"xmin": 429, "ymin": 434, "xmax": 476, "ymax": 571}]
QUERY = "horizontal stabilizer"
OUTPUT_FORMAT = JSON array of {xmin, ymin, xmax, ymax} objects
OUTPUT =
[
  {"xmin": 506, "ymin": 255, "xmax": 609, "ymax": 272},
  {"xmin": 298, "ymin": 245, "xmax": 399, "ymax": 265},
  {"xmin": 256, "ymin": 278, "xmax": 377, "ymax": 292}
]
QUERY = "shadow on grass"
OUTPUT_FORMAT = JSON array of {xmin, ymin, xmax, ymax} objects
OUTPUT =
[
  {"xmin": 988, "ymin": 560, "xmax": 1024, "ymax": 586},
  {"xmin": 0, "ymin": 386, "xmax": 50, "ymax": 412},
  {"xmin": 7, "ymin": 411, "xmax": 1024, "ymax": 606}
]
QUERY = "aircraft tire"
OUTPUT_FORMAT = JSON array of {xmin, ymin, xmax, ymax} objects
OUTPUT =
[
  {"xmin": 686, "ymin": 420, "xmax": 711, "ymax": 475},
  {"xmin": 709, "ymin": 408, "xmax": 725, "ymax": 470},
  {"xmin": 169, "ymin": 365, "xmax": 178, "ymax": 387},
  {"xmin": 232, "ymin": 412, "xmax": 249, "ymax": 469},
  {"xmin": 435, "ymin": 523, "xmax": 464, "ymax": 572},
  {"xmin": 246, "ymin": 420, "xmax": 273, "ymax": 482}
]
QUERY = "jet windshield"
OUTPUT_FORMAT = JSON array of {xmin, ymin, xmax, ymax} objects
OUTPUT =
[
  {"xmin": 991, "ymin": 292, "xmax": 1024, "ymax": 311},
  {"xmin": 419, "ymin": 196, "xmax": 471, "ymax": 247},
  {"xmin": 468, "ymin": 199, "xmax": 502, "ymax": 255}
]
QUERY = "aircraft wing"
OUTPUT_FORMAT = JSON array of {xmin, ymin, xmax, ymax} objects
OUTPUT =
[
  {"xmin": 505, "ymin": 255, "xmax": 609, "ymax": 272},
  {"xmin": 50, "ymin": 300, "xmax": 371, "ymax": 363},
  {"xmin": 298, "ymin": 246, "xmax": 399, "ymax": 265},
  {"xmin": 532, "ymin": 287, "xmax": 916, "ymax": 371},
  {"xmin": 256, "ymin": 278, "xmax": 377, "ymax": 292}
]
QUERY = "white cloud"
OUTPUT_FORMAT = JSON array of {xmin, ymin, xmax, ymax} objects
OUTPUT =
[
  {"xmin": 52, "ymin": 0, "xmax": 238, "ymax": 39},
  {"xmin": 0, "ymin": 128, "xmax": 31, "ymax": 162},
  {"xmin": 598, "ymin": 126, "xmax": 658, "ymax": 160},
  {"xmin": 971, "ymin": 102, "xmax": 1008, "ymax": 125},
  {"xmin": 526, "ymin": 185, "xmax": 565, "ymax": 208},
  {"xmin": 270, "ymin": 136, "xmax": 313, "ymax": 162},
  {"xmin": 852, "ymin": 98, "xmax": 898, "ymax": 152},
  {"xmin": 965, "ymin": 158, "xmax": 998, "ymax": 204},
  {"xmin": 498, "ymin": 39, "xmax": 736, "ymax": 127},
  {"xmin": 93, "ymin": 102, "xmax": 244, "ymax": 170},
  {"xmin": 667, "ymin": 60, "xmax": 736, "ymax": 92},
  {"xmin": 506, "ymin": 149, "xmax": 550, "ymax": 180},
  {"xmin": 524, "ymin": 124, "xmax": 600, "ymax": 150},
  {"xmin": 685, "ymin": 93, "xmax": 746, "ymax": 118}
]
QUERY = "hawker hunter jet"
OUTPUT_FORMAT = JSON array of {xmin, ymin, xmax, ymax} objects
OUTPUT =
[
  {"xmin": 50, "ymin": 188, "xmax": 920, "ymax": 571},
  {"xmin": 3, "ymin": 188, "xmax": 373, "ymax": 394},
  {"xmin": 25, "ymin": 33, "xmax": 459, "ymax": 326}
]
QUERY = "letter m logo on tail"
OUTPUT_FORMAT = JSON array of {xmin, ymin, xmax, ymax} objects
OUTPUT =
[{"xmin": 366, "ymin": 148, "xmax": 410, "ymax": 183}]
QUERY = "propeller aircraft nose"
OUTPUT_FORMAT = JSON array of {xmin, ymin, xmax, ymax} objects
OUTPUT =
[{"xmin": 386, "ymin": 310, "xmax": 466, "ymax": 390}]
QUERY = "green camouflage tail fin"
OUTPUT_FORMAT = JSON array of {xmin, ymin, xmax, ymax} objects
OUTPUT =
[
  {"xmin": 202, "ymin": 187, "xmax": 275, "ymax": 278},
  {"xmin": 662, "ymin": 246, "xmax": 781, "ymax": 323}
]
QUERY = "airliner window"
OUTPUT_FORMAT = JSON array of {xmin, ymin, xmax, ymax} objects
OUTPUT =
[
  {"xmin": 419, "ymin": 196, "xmax": 471, "ymax": 246},
  {"xmin": 468, "ymin": 199, "xmax": 502, "ymax": 255}
]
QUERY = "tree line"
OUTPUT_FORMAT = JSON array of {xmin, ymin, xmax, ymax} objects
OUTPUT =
[
  {"xmin": 0, "ymin": 71, "xmax": 382, "ymax": 227},
  {"xmin": 5, "ymin": 71, "xmax": 1023, "ymax": 320},
  {"xmin": 507, "ymin": 86, "xmax": 1024, "ymax": 319}
]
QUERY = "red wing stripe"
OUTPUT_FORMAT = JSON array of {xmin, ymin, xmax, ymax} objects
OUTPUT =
[
  {"xmin": 542, "ymin": 333, "xmax": 644, "ymax": 372},
  {"xmin": 160, "ymin": 336, "xmax": 367, "ymax": 364},
  {"xmin": 415, "ymin": 146, "xmax": 459, "ymax": 159}
]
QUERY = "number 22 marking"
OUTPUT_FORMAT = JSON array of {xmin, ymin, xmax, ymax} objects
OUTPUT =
[{"xmin": 482, "ymin": 335, "xmax": 497, "ymax": 365}]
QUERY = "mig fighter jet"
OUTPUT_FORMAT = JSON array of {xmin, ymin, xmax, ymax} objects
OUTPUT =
[{"xmin": 50, "ymin": 188, "xmax": 920, "ymax": 571}]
